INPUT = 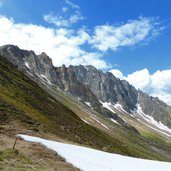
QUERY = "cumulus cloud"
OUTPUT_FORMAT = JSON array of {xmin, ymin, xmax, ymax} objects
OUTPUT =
[
  {"xmin": 126, "ymin": 68, "xmax": 152, "ymax": 91},
  {"xmin": 151, "ymin": 70, "xmax": 171, "ymax": 93},
  {"xmin": 90, "ymin": 17, "xmax": 162, "ymax": 52},
  {"xmin": 0, "ymin": 15, "xmax": 162, "ymax": 70},
  {"xmin": 110, "ymin": 69, "xmax": 124, "ymax": 79},
  {"xmin": 0, "ymin": 16, "xmax": 108, "ymax": 69},
  {"xmin": 110, "ymin": 68, "xmax": 171, "ymax": 106},
  {"xmin": 150, "ymin": 70, "xmax": 171, "ymax": 105}
]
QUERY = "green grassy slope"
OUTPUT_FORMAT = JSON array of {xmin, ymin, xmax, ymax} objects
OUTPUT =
[{"xmin": 0, "ymin": 55, "xmax": 171, "ymax": 162}]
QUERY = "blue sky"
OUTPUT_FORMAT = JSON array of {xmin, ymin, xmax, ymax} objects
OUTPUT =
[
  {"xmin": 0, "ymin": 0, "xmax": 171, "ymax": 105},
  {"xmin": 0, "ymin": 0, "xmax": 170, "ymax": 73}
]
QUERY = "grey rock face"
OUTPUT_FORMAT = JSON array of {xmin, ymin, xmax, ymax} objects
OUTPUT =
[
  {"xmin": 55, "ymin": 65, "xmax": 101, "ymax": 107},
  {"xmin": 138, "ymin": 90, "xmax": 171, "ymax": 127},
  {"xmin": 71, "ymin": 65, "xmax": 138, "ymax": 112},
  {"xmin": 0, "ymin": 45, "xmax": 58, "ymax": 84},
  {"xmin": 0, "ymin": 45, "xmax": 28, "ymax": 68}
]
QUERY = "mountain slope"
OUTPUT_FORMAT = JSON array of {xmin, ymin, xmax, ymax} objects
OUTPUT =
[
  {"xmin": 0, "ymin": 55, "xmax": 123, "ymax": 149},
  {"xmin": 0, "ymin": 44, "xmax": 171, "ymax": 134},
  {"xmin": 1, "ymin": 45, "xmax": 171, "ymax": 163}
]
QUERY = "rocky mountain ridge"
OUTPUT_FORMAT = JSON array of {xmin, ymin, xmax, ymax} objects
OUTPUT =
[{"xmin": 0, "ymin": 44, "xmax": 171, "ymax": 130}]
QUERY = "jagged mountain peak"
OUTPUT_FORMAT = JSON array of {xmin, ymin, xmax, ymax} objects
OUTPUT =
[
  {"xmin": 37, "ymin": 52, "xmax": 52, "ymax": 63},
  {"xmin": 69, "ymin": 64, "xmax": 138, "ymax": 111},
  {"xmin": 1, "ymin": 44, "xmax": 20, "ymax": 51},
  {"xmin": 0, "ymin": 44, "xmax": 35, "ymax": 56}
]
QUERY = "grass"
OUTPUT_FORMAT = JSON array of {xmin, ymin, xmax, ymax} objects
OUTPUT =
[
  {"xmin": 0, "ymin": 55, "xmax": 171, "ymax": 162},
  {"xmin": 0, "ymin": 149, "xmax": 43, "ymax": 171}
]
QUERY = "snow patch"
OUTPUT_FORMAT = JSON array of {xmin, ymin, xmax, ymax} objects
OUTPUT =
[
  {"xmin": 90, "ymin": 116, "xmax": 109, "ymax": 129},
  {"xmin": 37, "ymin": 74, "xmax": 52, "ymax": 84},
  {"xmin": 101, "ymin": 102, "xmax": 132, "ymax": 118},
  {"xmin": 84, "ymin": 66, "xmax": 88, "ymax": 71},
  {"xmin": 24, "ymin": 61, "xmax": 30, "ymax": 68},
  {"xmin": 135, "ymin": 104, "xmax": 171, "ymax": 137},
  {"xmin": 85, "ymin": 102, "xmax": 91, "ymax": 107},
  {"xmin": 18, "ymin": 134, "xmax": 171, "ymax": 171},
  {"xmin": 110, "ymin": 118, "xmax": 120, "ymax": 125},
  {"xmin": 101, "ymin": 102, "xmax": 115, "ymax": 113},
  {"xmin": 81, "ymin": 118, "xmax": 90, "ymax": 124},
  {"xmin": 114, "ymin": 103, "xmax": 130, "ymax": 115},
  {"xmin": 40, "ymin": 74, "xmax": 47, "ymax": 80}
]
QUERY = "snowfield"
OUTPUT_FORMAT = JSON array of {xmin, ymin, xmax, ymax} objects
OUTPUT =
[
  {"xmin": 135, "ymin": 104, "xmax": 171, "ymax": 137},
  {"xmin": 17, "ymin": 134, "xmax": 171, "ymax": 171},
  {"xmin": 102, "ymin": 101, "xmax": 171, "ymax": 137}
]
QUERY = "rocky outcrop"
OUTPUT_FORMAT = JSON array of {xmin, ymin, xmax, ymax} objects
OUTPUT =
[
  {"xmin": 55, "ymin": 64, "xmax": 101, "ymax": 108},
  {"xmin": 71, "ymin": 65, "xmax": 138, "ymax": 112},
  {"xmin": 138, "ymin": 90, "xmax": 171, "ymax": 127}
]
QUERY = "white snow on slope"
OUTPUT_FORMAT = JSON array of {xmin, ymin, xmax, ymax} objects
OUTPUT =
[
  {"xmin": 101, "ymin": 102, "xmax": 121, "ymax": 125},
  {"xmin": 85, "ymin": 102, "xmax": 91, "ymax": 107},
  {"xmin": 101, "ymin": 102, "xmax": 115, "ymax": 113},
  {"xmin": 37, "ymin": 74, "xmax": 52, "ymax": 85},
  {"xmin": 110, "ymin": 118, "xmax": 120, "ymax": 125},
  {"xmin": 102, "ymin": 102, "xmax": 130, "ymax": 115},
  {"xmin": 90, "ymin": 115, "xmax": 109, "ymax": 129},
  {"xmin": 81, "ymin": 118, "xmax": 90, "ymax": 124},
  {"xmin": 24, "ymin": 61, "xmax": 30, "ymax": 68},
  {"xmin": 40, "ymin": 74, "xmax": 50, "ymax": 82},
  {"xmin": 18, "ymin": 134, "xmax": 171, "ymax": 171},
  {"xmin": 135, "ymin": 104, "xmax": 171, "ymax": 137},
  {"xmin": 114, "ymin": 103, "xmax": 127, "ymax": 113},
  {"xmin": 102, "ymin": 101, "xmax": 171, "ymax": 137}
]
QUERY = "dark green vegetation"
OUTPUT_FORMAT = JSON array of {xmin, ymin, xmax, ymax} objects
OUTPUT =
[{"xmin": 0, "ymin": 55, "xmax": 171, "ymax": 164}]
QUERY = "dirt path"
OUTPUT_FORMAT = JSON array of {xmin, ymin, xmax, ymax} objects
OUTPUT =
[{"xmin": 0, "ymin": 122, "xmax": 81, "ymax": 171}]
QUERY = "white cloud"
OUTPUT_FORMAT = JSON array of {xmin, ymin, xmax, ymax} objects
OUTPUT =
[
  {"xmin": 62, "ymin": 7, "xmax": 68, "ymax": 13},
  {"xmin": 110, "ymin": 69, "xmax": 124, "ymax": 79},
  {"xmin": 44, "ymin": 14, "xmax": 69, "ymax": 27},
  {"xmin": 44, "ymin": 1, "xmax": 84, "ymax": 28},
  {"xmin": 126, "ymin": 68, "xmax": 152, "ymax": 91},
  {"xmin": 151, "ymin": 92, "xmax": 171, "ymax": 106},
  {"xmin": 0, "ymin": 15, "xmax": 164, "ymax": 70},
  {"xmin": 151, "ymin": 70, "xmax": 171, "ymax": 93},
  {"xmin": 65, "ymin": 0, "xmax": 79, "ymax": 9},
  {"xmin": 69, "ymin": 11, "xmax": 84, "ymax": 25},
  {"xmin": 44, "ymin": 11, "xmax": 84, "ymax": 27},
  {"xmin": 90, "ymin": 17, "xmax": 162, "ymax": 52},
  {"xmin": 0, "ymin": 16, "xmax": 108, "ymax": 69},
  {"xmin": 150, "ymin": 70, "xmax": 171, "ymax": 105},
  {"xmin": 110, "ymin": 68, "xmax": 171, "ymax": 106}
]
